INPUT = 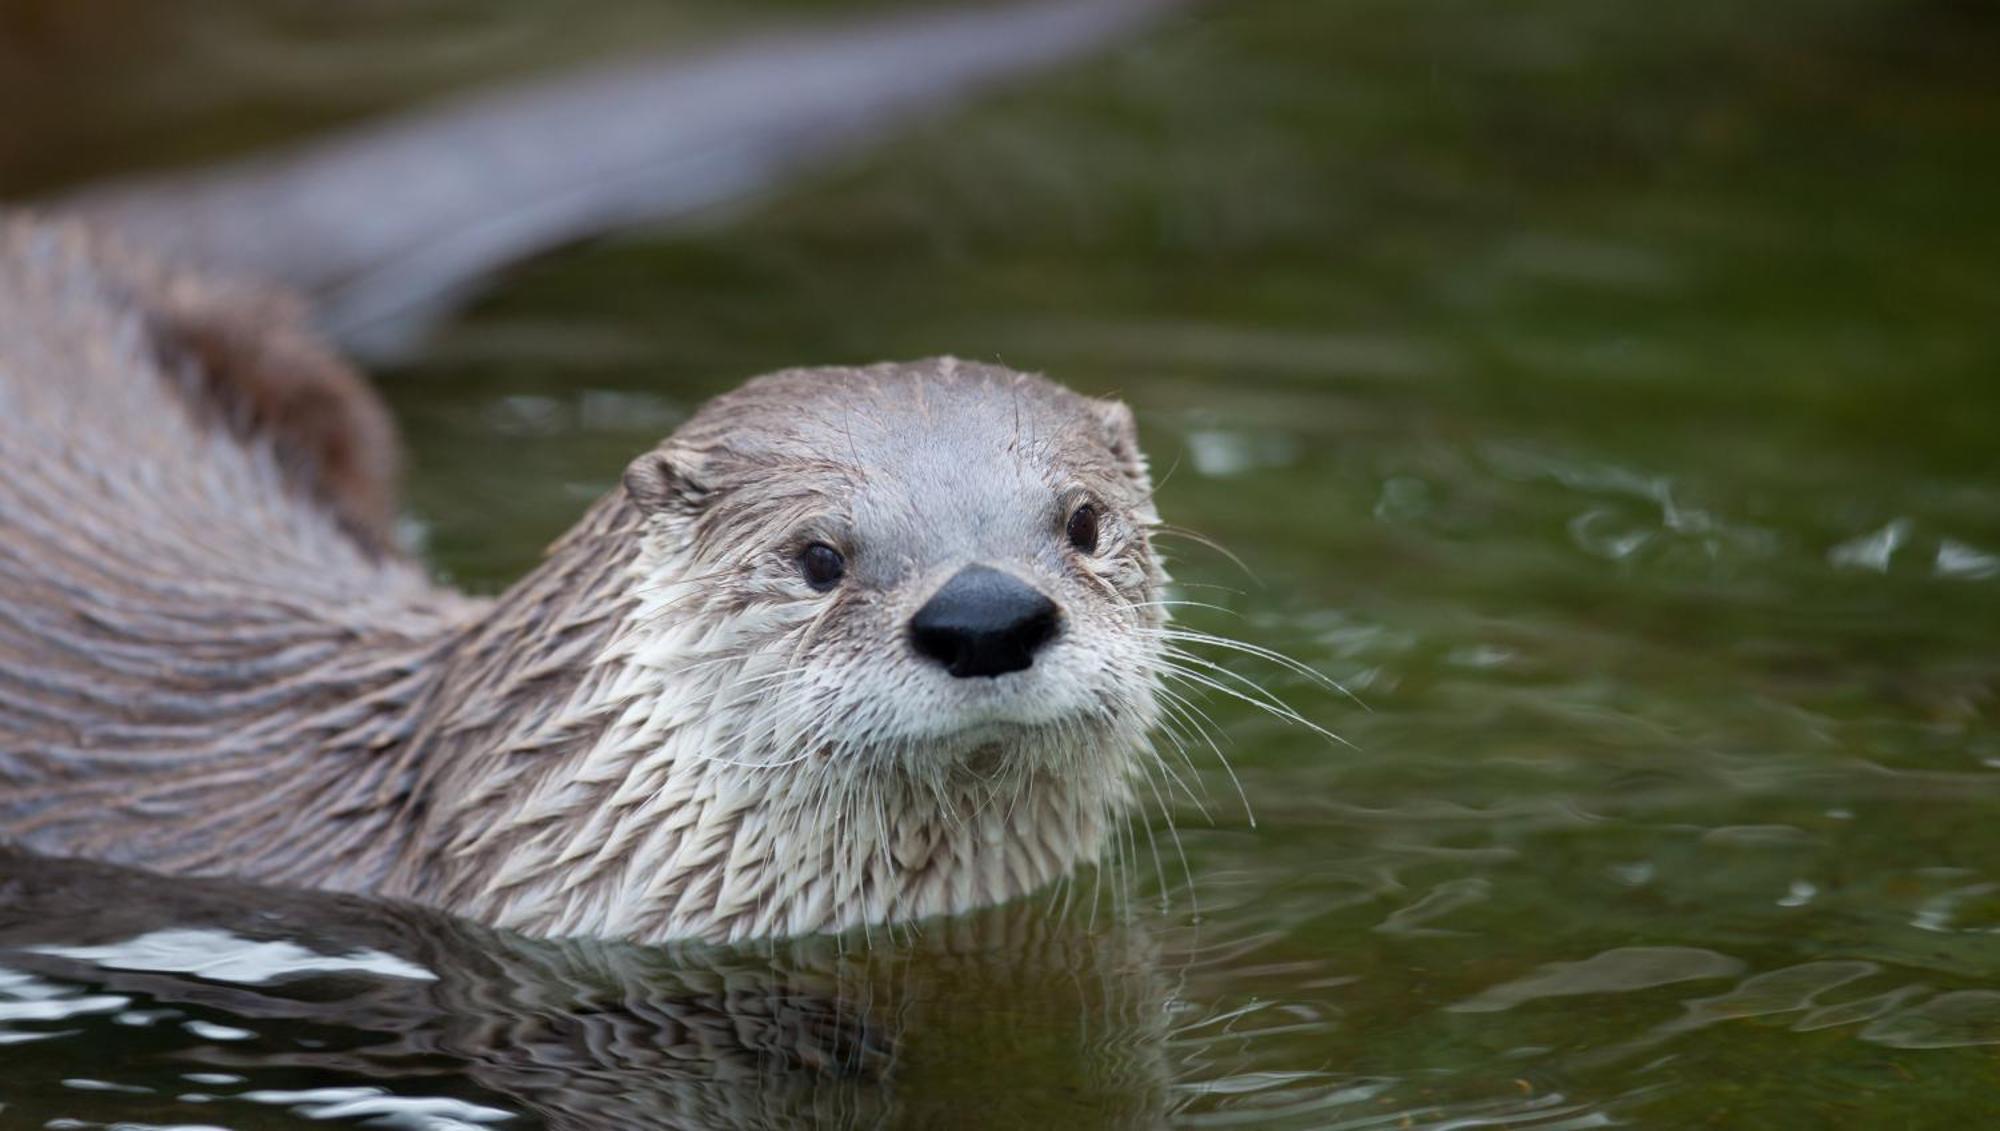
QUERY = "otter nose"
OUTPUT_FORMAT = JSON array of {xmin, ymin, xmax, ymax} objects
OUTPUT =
[{"xmin": 909, "ymin": 565, "xmax": 1060, "ymax": 678}]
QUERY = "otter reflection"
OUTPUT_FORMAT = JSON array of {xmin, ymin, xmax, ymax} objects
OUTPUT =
[{"xmin": 0, "ymin": 849, "xmax": 1170, "ymax": 1129}]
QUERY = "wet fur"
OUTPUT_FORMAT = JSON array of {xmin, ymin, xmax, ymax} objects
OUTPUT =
[{"xmin": 0, "ymin": 219, "xmax": 1168, "ymax": 943}]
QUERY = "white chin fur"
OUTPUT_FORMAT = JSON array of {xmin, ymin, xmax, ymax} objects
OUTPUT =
[
  {"xmin": 902, "ymin": 669, "xmax": 1086, "ymax": 732},
  {"xmin": 444, "ymin": 534, "xmax": 1155, "ymax": 943}
]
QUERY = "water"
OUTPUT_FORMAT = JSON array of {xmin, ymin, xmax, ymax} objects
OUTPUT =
[{"xmin": 3, "ymin": 0, "xmax": 1999, "ymax": 1126}]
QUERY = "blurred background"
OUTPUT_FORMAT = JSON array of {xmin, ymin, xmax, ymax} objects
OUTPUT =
[{"xmin": 3, "ymin": 0, "xmax": 1999, "ymax": 1127}]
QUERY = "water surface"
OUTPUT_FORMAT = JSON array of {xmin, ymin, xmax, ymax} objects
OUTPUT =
[{"xmin": 2, "ymin": 0, "xmax": 1998, "ymax": 1126}]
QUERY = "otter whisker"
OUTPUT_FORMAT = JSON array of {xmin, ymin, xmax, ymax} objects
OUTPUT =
[
  {"xmin": 1120, "ymin": 588, "xmax": 1343, "ymax": 704},
  {"xmin": 1129, "ymin": 755, "xmax": 1181, "ymax": 914},
  {"xmin": 1086, "ymin": 839, "xmax": 1111, "ymax": 935},
  {"xmin": 1043, "ymin": 864, "xmax": 1076, "ymax": 926},
  {"xmin": 1157, "ymin": 647, "xmax": 1353, "ymax": 753},
  {"xmin": 1150, "ymin": 683, "xmax": 1229, "ymax": 782},
  {"xmin": 1150, "ymin": 524, "xmax": 1257, "ymax": 581},
  {"xmin": 1156, "ymin": 662, "xmax": 1336, "ymax": 755},
  {"xmin": 1144, "ymin": 749, "xmax": 1201, "ymax": 921},
  {"xmin": 1127, "ymin": 448, "xmax": 1183, "ymax": 513},
  {"xmin": 1117, "ymin": 800, "xmax": 1143, "ymax": 925},
  {"xmin": 1153, "ymin": 626, "xmax": 1367, "ymax": 711},
  {"xmin": 1140, "ymin": 718, "xmax": 1211, "ymax": 819},
  {"xmin": 1123, "ymin": 597, "xmax": 1241, "ymax": 617},
  {"xmin": 1150, "ymin": 680, "xmax": 1253, "ymax": 828}
]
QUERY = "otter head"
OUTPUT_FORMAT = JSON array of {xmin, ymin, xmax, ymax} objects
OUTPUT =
[
  {"xmin": 620, "ymin": 358, "xmax": 1165, "ymax": 783},
  {"xmin": 432, "ymin": 358, "xmax": 1170, "ymax": 941}
]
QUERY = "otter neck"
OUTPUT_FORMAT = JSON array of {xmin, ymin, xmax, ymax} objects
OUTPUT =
[{"xmin": 388, "ymin": 493, "xmax": 1132, "ymax": 944}]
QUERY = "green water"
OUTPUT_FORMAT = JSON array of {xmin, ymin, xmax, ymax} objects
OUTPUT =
[{"xmin": 4, "ymin": 0, "xmax": 1999, "ymax": 1127}]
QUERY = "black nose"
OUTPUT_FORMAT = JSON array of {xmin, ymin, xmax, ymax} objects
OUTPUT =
[{"xmin": 909, "ymin": 565, "xmax": 1060, "ymax": 678}]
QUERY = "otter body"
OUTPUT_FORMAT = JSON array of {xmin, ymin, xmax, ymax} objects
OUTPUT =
[{"xmin": 0, "ymin": 220, "xmax": 1167, "ymax": 943}]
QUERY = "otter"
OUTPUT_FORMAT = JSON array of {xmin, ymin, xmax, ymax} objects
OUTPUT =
[{"xmin": 0, "ymin": 219, "xmax": 1168, "ymax": 943}]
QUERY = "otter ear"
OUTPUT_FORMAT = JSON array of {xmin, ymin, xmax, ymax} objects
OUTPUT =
[
  {"xmin": 1090, "ymin": 397, "xmax": 1144, "ymax": 467},
  {"xmin": 623, "ymin": 449, "xmax": 705, "ymax": 514}
]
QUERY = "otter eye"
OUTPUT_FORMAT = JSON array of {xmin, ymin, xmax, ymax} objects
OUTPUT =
[
  {"xmin": 1066, "ymin": 503, "xmax": 1101, "ymax": 555},
  {"xmin": 798, "ymin": 542, "xmax": 846, "ymax": 591}
]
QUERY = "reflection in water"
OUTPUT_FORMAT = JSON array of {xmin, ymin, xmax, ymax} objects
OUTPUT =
[
  {"xmin": 29, "ymin": 928, "xmax": 438, "ymax": 984},
  {"xmin": 0, "ymin": 849, "xmax": 1647, "ymax": 1130},
  {"xmin": 0, "ymin": 850, "xmax": 1172, "ymax": 1128}
]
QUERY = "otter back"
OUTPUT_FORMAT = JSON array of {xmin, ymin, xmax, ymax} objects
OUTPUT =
[{"xmin": 0, "ymin": 218, "xmax": 473, "ymax": 885}]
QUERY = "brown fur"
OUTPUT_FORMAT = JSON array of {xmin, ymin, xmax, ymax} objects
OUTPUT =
[
  {"xmin": 0, "ymin": 215, "xmax": 1167, "ymax": 944},
  {"xmin": 145, "ymin": 275, "xmax": 403, "ymax": 552},
  {"xmin": 0, "ymin": 216, "xmax": 477, "ymax": 887},
  {"xmin": 36, "ymin": 219, "xmax": 403, "ymax": 551}
]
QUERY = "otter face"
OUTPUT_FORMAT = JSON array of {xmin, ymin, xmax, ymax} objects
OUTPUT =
[{"xmin": 621, "ymin": 358, "xmax": 1166, "ymax": 787}]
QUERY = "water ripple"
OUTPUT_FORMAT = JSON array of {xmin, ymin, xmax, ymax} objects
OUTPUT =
[{"xmin": 1449, "ymin": 947, "xmax": 1744, "ymax": 1014}]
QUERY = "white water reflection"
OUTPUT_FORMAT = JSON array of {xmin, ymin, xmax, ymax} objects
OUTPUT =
[
  {"xmin": 239, "ymin": 1085, "xmax": 515, "ymax": 1127},
  {"xmin": 1828, "ymin": 518, "xmax": 1911, "ymax": 572},
  {"xmin": 30, "ymin": 927, "xmax": 438, "ymax": 985},
  {"xmin": 0, "ymin": 966, "xmax": 130, "ymax": 1041},
  {"xmin": 1936, "ymin": 538, "xmax": 2000, "ymax": 580}
]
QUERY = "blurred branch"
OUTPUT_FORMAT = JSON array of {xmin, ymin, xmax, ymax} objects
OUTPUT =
[{"xmin": 49, "ymin": 0, "xmax": 1185, "ymax": 362}]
